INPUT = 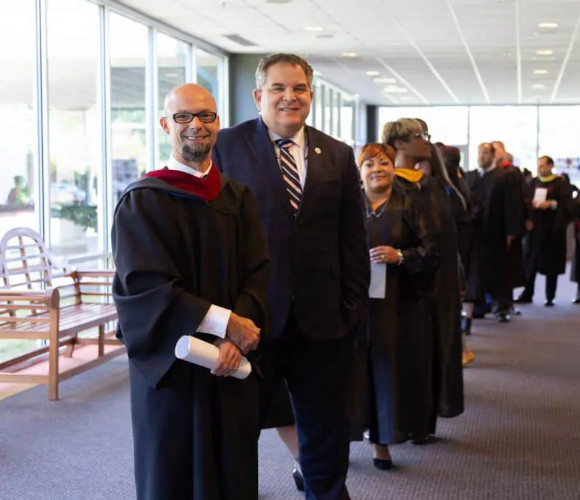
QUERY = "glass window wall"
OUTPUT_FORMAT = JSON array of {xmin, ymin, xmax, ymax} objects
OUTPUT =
[
  {"xmin": 157, "ymin": 33, "xmax": 188, "ymax": 168},
  {"xmin": 110, "ymin": 13, "xmax": 148, "ymax": 203},
  {"xmin": 0, "ymin": 0, "xmax": 39, "ymax": 363},
  {"xmin": 468, "ymin": 106, "xmax": 538, "ymax": 171},
  {"xmin": 47, "ymin": 0, "xmax": 101, "ymax": 258},
  {"xmin": 0, "ymin": 1, "xmax": 39, "ymax": 236},
  {"xmin": 539, "ymin": 106, "xmax": 580, "ymax": 184}
]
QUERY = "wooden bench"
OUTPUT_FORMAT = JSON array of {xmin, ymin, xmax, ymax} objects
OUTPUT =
[{"xmin": 0, "ymin": 227, "xmax": 124, "ymax": 400}]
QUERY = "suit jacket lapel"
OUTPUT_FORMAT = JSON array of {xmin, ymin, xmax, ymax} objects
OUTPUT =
[
  {"xmin": 298, "ymin": 126, "xmax": 326, "ymax": 217},
  {"xmin": 248, "ymin": 117, "xmax": 293, "ymax": 217}
]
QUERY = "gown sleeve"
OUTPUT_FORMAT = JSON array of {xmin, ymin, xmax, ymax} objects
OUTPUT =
[{"xmin": 112, "ymin": 188, "xmax": 214, "ymax": 388}]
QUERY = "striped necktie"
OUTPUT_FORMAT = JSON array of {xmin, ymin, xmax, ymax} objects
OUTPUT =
[{"xmin": 276, "ymin": 139, "xmax": 302, "ymax": 216}]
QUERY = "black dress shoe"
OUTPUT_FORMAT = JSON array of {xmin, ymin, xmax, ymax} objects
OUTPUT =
[
  {"xmin": 515, "ymin": 295, "xmax": 532, "ymax": 304},
  {"xmin": 544, "ymin": 300, "xmax": 554, "ymax": 307},
  {"xmin": 372, "ymin": 458, "xmax": 392, "ymax": 470},
  {"xmin": 498, "ymin": 312, "xmax": 510, "ymax": 323},
  {"xmin": 292, "ymin": 463, "xmax": 304, "ymax": 492},
  {"xmin": 573, "ymin": 298, "xmax": 580, "ymax": 304},
  {"xmin": 410, "ymin": 432, "xmax": 434, "ymax": 445}
]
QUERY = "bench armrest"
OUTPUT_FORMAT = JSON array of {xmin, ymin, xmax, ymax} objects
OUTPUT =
[{"xmin": 0, "ymin": 288, "xmax": 59, "ymax": 308}]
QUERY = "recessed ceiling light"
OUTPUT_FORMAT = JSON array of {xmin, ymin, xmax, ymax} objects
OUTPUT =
[
  {"xmin": 303, "ymin": 26, "xmax": 323, "ymax": 32},
  {"xmin": 373, "ymin": 77, "xmax": 396, "ymax": 84},
  {"xmin": 384, "ymin": 86, "xmax": 408, "ymax": 94},
  {"xmin": 531, "ymin": 83, "xmax": 545, "ymax": 89},
  {"xmin": 366, "ymin": 71, "xmax": 380, "ymax": 76},
  {"xmin": 342, "ymin": 52, "xmax": 357, "ymax": 57},
  {"xmin": 534, "ymin": 69, "xmax": 549, "ymax": 75},
  {"xmin": 538, "ymin": 22, "xmax": 558, "ymax": 29},
  {"xmin": 536, "ymin": 49, "xmax": 554, "ymax": 56}
]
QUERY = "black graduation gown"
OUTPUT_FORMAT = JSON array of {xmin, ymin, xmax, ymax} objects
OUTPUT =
[
  {"xmin": 465, "ymin": 167, "xmax": 524, "ymax": 300},
  {"xmin": 503, "ymin": 165, "xmax": 527, "ymax": 288},
  {"xmin": 395, "ymin": 175, "xmax": 464, "ymax": 420},
  {"xmin": 528, "ymin": 176, "xmax": 573, "ymax": 275},
  {"xmin": 350, "ymin": 186, "xmax": 436, "ymax": 443},
  {"xmin": 112, "ymin": 175, "xmax": 269, "ymax": 500},
  {"xmin": 570, "ymin": 196, "xmax": 580, "ymax": 282}
]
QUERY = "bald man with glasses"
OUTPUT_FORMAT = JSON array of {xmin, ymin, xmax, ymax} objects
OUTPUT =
[{"xmin": 112, "ymin": 83, "xmax": 269, "ymax": 500}]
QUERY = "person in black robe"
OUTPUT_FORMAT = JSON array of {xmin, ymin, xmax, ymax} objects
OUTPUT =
[
  {"xmin": 464, "ymin": 143, "xmax": 525, "ymax": 322},
  {"xmin": 518, "ymin": 156, "xmax": 573, "ymax": 305},
  {"xmin": 492, "ymin": 143, "xmax": 530, "ymax": 313},
  {"xmin": 350, "ymin": 143, "xmax": 436, "ymax": 469},
  {"xmin": 437, "ymin": 144, "xmax": 475, "ymax": 365},
  {"xmin": 112, "ymin": 84, "xmax": 269, "ymax": 500},
  {"xmin": 570, "ymin": 187, "xmax": 580, "ymax": 303},
  {"xmin": 382, "ymin": 118, "xmax": 464, "ymax": 438}
]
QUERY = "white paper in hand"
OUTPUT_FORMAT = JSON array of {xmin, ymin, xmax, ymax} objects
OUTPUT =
[
  {"xmin": 534, "ymin": 187, "xmax": 548, "ymax": 203},
  {"xmin": 369, "ymin": 261, "xmax": 387, "ymax": 299},
  {"xmin": 174, "ymin": 335, "xmax": 252, "ymax": 379}
]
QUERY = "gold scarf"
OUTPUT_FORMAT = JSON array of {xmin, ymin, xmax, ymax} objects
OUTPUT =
[
  {"xmin": 395, "ymin": 168, "xmax": 423, "ymax": 183},
  {"xmin": 539, "ymin": 174, "xmax": 557, "ymax": 183}
]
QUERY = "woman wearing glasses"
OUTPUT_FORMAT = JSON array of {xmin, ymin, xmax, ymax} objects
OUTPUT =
[
  {"xmin": 382, "ymin": 118, "xmax": 464, "ymax": 442},
  {"xmin": 352, "ymin": 143, "xmax": 436, "ymax": 469}
]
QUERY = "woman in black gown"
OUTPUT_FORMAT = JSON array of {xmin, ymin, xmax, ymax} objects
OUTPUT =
[
  {"xmin": 355, "ymin": 143, "xmax": 436, "ymax": 469},
  {"xmin": 382, "ymin": 118, "xmax": 464, "ymax": 431}
]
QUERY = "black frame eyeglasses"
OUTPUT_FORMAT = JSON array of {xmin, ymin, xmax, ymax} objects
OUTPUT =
[{"xmin": 172, "ymin": 111, "xmax": 218, "ymax": 124}]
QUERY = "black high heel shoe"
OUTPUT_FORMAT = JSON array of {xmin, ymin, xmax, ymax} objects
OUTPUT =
[{"xmin": 292, "ymin": 462, "xmax": 304, "ymax": 491}]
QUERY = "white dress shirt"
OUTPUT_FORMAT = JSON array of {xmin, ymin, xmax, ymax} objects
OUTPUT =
[{"xmin": 166, "ymin": 155, "xmax": 230, "ymax": 339}]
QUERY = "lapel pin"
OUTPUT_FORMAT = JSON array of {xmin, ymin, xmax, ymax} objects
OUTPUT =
[{"xmin": 315, "ymin": 147, "xmax": 322, "ymax": 154}]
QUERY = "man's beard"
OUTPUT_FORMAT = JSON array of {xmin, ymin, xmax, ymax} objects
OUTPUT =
[{"xmin": 182, "ymin": 143, "xmax": 211, "ymax": 162}]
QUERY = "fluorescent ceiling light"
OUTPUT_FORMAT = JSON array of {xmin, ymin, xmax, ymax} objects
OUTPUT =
[
  {"xmin": 534, "ymin": 69, "xmax": 549, "ymax": 75},
  {"xmin": 366, "ymin": 71, "xmax": 380, "ymax": 76},
  {"xmin": 384, "ymin": 86, "xmax": 408, "ymax": 94},
  {"xmin": 538, "ymin": 22, "xmax": 558, "ymax": 29},
  {"xmin": 342, "ymin": 52, "xmax": 357, "ymax": 57},
  {"xmin": 536, "ymin": 49, "xmax": 554, "ymax": 56},
  {"xmin": 303, "ymin": 26, "xmax": 323, "ymax": 32},
  {"xmin": 373, "ymin": 77, "xmax": 396, "ymax": 84}
]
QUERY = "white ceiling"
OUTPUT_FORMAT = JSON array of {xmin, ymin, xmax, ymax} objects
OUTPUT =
[{"xmin": 116, "ymin": 0, "xmax": 580, "ymax": 106}]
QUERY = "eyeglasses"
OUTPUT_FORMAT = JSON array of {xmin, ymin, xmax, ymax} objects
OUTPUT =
[
  {"xmin": 172, "ymin": 111, "xmax": 218, "ymax": 124},
  {"xmin": 413, "ymin": 132, "xmax": 431, "ymax": 141}
]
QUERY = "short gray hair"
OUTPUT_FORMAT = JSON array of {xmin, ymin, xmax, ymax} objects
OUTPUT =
[
  {"xmin": 255, "ymin": 53, "xmax": 314, "ymax": 89},
  {"xmin": 381, "ymin": 118, "xmax": 423, "ymax": 149}
]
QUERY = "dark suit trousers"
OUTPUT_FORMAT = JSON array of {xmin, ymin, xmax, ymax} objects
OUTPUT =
[
  {"xmin": 523, "ymin": 270, "xmax": 558, "ymax": 301},
  {"xmin": 259, "ymin": 311, "xmax": 355, "ymax": 500}
]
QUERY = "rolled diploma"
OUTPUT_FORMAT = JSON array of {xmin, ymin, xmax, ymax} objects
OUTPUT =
[{"xmin": 174, "ymin": 335, "xmax": 252, "ymax": 380}]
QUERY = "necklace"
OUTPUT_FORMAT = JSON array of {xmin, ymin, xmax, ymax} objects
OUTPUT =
[{"xmin": 366, "ymin": 194, "xmax": 390, "ymax": 218}]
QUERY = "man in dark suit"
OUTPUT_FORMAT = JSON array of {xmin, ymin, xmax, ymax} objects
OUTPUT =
[{"xmin": 213, "ymin": 53, "xmax": 369, "ymax": 500}]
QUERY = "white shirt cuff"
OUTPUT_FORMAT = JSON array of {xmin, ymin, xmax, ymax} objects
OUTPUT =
[
  {"xmin": 550, "ymin": 200, "xmax": 558, "ymax": 209},
  {"xmin": 195, "ymin": 305, "xmax": 231, "ymax": 338}
]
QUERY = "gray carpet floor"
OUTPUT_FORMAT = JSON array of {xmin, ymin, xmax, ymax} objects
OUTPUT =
[{"xmin": 1, "ymin": 275, "xmax": 580, "ymax": 500}]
